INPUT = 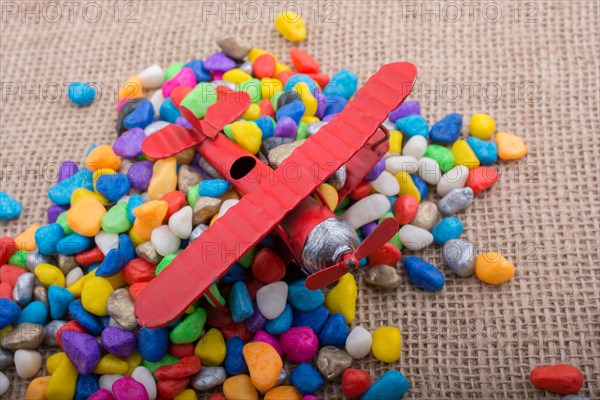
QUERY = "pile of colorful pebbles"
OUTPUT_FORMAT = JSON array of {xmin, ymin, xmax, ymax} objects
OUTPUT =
[{"xmin": 0, "ymin": 14, "xmax": 586, "ymax": 400}]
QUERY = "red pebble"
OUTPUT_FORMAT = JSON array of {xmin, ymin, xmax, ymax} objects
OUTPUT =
[
  {"xmin": 122, "ymin": 258, "xmax": 157, "ymax": 285},
  {"xmin": 393, "ymin": 195, "xmax": 419, "ymax": 225},
  {"xmin": 277, "ymin": 70, "xmax": 295, "ymax": 85},
  {"xmin": 170, "ymin": 86, "xmax": 193, "ymax": 108},
  {"xmin": 155, "ymin": 355, "xmax": 201, "ymax": 380},
  {"xmin": 161, "ymin": 191, "xmax": 186, "ymax": 222},
  {"xmin": 157, "ymin": 378, "xmax": 190, "ymax": 399},
  {"xmin": 75, "ymin": 247, "xmax": 105, "ymax": 267},
  {"xmin": 168, "ymin": 343, "xmax": 195, "ymax": 359},
  {"xmin": 349, "ymin": 180, "xmax": 371, "ymax": 200},
  {"xmin": 251, "ymin": 248, "xmax": 286, "ymax": 283},
  {"xmin": 342, "ymin": 368, "xmax": 372, "ymax": 398},
  {"xmin": 129, "ymin": 282, "xmax": 149, "ymax": 300},
  {"xmin": 0, "ymin": 282, "xmax": 13, "ymax": 299},
  {"xmin": 253, "ymin": 53, "xmax": 276, "ymax": 79},
  {"xmin": 466, "ymin": 166, "xmax": 500, "ymax": 194},
  {"xmin": 368, "ymin": 242, "xmax": 401, "ymax": 267},
  {"xmin": 205, "ymin": 306, "xmax": 233, "ymax": 328},
  {"xmin": 208, "ymin": 396, "xmax": 226, "ymax": 400},
  {"xmin": 244, "ymin": 275, "xmax": 264, "ymax": 300},
  {"xmin": 0, "ymin": 264, "xmax": 27, "ymax": 286},
  {"xmin": 530, "ymin": 364, "xmax": 584, "ymax": 395},
  {"xmin": 0, "ymin": 237, "xmax": 17, "ymax": 265},
  {"xmin": 56, "ymin": 320, "xmax": 88, "ymax": 348},
  {"xmin": 221, "ymin": 321, "xmax": 251, "ymax": 342},
  {"xmin": 308, "ymin": 73, "xmax": 330, "ymax": 88},
  {"xmin": 259, "ymin": 98, "xmax": 275, "ymax": 118},
  {"xmin": 290, "ymin": 48, "xmax": 320, "ymax": 74}
]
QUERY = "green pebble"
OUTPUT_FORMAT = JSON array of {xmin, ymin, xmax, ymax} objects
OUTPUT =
[
  {"xmin": 156, "ymin": 254, "xmax": 177, "ymax": 275},
  {"xmin": 164, "ymin": 62, "xmax": 185, "ymax": 81},
  {"xmin": 239, "ymin": 79, "xmax": 262, "ymax": 104},
  {"xmin": 238, "ymin": 247, "xmax": 256, "ymax": 268},
  {"xmin": 8, "ymin": 250, "xmax": 28, "ymax": 268},
  {"xmin": 169, "ymin": 307, "xmax": 207, "ymax": 344},
  {"xmin": 335, "ymin": 196, "xmax": 351, "ymax": 214},
  {"xmin": 424, "ymin": 144, "xmax": 455, "ymax": 173},
  {"xmin": 270, "ymin": 91, "xmax": 284, "ymax": 111},
  {"xmin": 296, "ymin": 122, "xmax": 308, "ymax": 140},
  {"xmin": 181, "ymin": 82, "xmax": 218, "ymax": 119},
  {"xmin": 223, "ymin": 124, "xmax": 235, "ymax": 140},
  {"xmin": 389, "ymin": 231, "xmax": 404, "ymax": 251},
  {"xmin": 204, "ymin": 285, "xmax": 225, "ymax": 307},
  {"xmin": 56, "ymin": 211, "xmax": 73, "ymax": 235},
  {"xmin": 101, "ymin": 202, "xmax": 132, "ymax": 233},
  {"xmin": 142, "ymin": 354, "xmax": 179, "ymax": 375},
  {"xmin": 187, "ymin": 184, "xmax": 200, "ymax": 208}
]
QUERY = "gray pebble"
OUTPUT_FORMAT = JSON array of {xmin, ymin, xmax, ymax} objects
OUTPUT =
[
  {"xmin": 363, "ymin": 265, "xmax": 401, "ymax": 289},
  {"xmin": 191, "ymin": 366, "xmax": 227, "ymax": 390},
  {"xmin": 562, "ymin": 396, "xmax": 589, "ymax": 400},
  {"xmin": 192, "ymin": 197, "xmax": 222, "ymax": 225},
  {"xmin": 326, "ymin": 165, "xmax": 347, "ymax": 190},
  {"xmin": 119, "ymin": 158, "xmax": 134, "ymax": 175},
  {"xmin": 442, "ymin": 239, "xmax": 475, "ymax": 277},
  {"xmin": 1, "ymin": 323, "xmax": 45, "ymax": 349},
  {"xmin": 316, "ymin": 346, "xmax": 353, "ymax": 380},
  {"xmin": 0, "ymin": 348, "xmax": 13, "ymax": 370},
  {"xmin": 189, "ymin": 224, "xmax": 208, "ymax": 242},
  {"xmin": 44, "ymin": 320, "xmax": 66, "ymax": 346},
  {"xmin": 382, "ymin": 119, "xmax": 396, "ymax": 132},
  {"xmin": 106, "ymin": 288, "xmax": 138, "ymax": 331},
  {"xmin": 57, "ymin": 254, "xmax": 78, "ymax": 275},
  {"xmin": 33, "ymin": 285, "xmax": 48, "ymax": 307},
  {"xmin": 177, "ymin": 165, "xmax": 202, "ymax": 193},
  {"xmin": 438, "ymin": 187, "xmax": 474, "ymax": 215},
  {"xmin": 261, "ymin": 137, "xmax": 295, "ymax": 154},
  {"xmin": 267, "ymin": 140, "xmax": 306, "ymax": 168},
  {"xmin": 13, "ymin": 272, "xmax": 35, "ymax": 307},
  {"xmin": 239, "ymin": 61, "xmax": 253, "ymax": 75},
  {"xmin": 198, "ymin": 157, "xmax": 221, "ymax": 178},
  {"xmin": 307, "ymin": 121, "xmax": 328, "ymax": 136},
  {"xmin": 275, "ymin": 367, "xmax": 287, "ymax": 386},
  {"xmin": 217, "ymin": 36, "xmax": 251, "ymax": 60},
  {"xmin": 136, "ymin": 241, "xmax": 163, "ymax": 265},
  {"xmin": 412, "ymin": 201, "xmax": 441, "ymax": 231},
  {"xmin": 26, "ymin": 250, "xmax": 53, "ymax": 272}
]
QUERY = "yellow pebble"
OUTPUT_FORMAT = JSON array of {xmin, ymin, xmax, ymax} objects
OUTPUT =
[
  {"xmin": 314, "ymin": 183, "xmax": 338, "ymax": 211},
  {"xmin": 223, "ymin": 68, "xmax": 254, "ymax": 85},
  {"xmin": 175, "ymin": 148, "xmax": 195, "ymax": 165},
  {"xmin": 241, "ymin": 103, "xmax": 261, "ymax": 121},
  {"xmin": 209, "ymin": 213, "xmax": 219, "ymax": 227},
  {"xmin": 469, "ymin": 113, "xmax": 496, "ymax": 139},
  {"xmin": 174, "ymin": 389, "xmax": 198, "ymax": 400},
  {"xmin": 71, "ymin": 188, "xmax": 108, "ymax": 206},
  {"xmin": 275, "ymin": 63, "xmax": 292, "ymax": 76},
  {"xmin": 67, "ymin": 273, "xmax": 87, "ymax": 298},
  {"xmin": 45, "ymin": 355, "xmax": 77, "ymax": 400},
  {"xmin": 223, "ymin": 374, "xmax": 259, "ymax": 400},
  {"xmin": 124, "ymin": 351, "xmax": 142, "ymax": 376},
  {"xmin": 372, "ymin": 326, "xmax": 401, "ymax": 363},
  {"xmin": 496, "ymin": 132, "xmax": 527, "ymax": 160},
  {"xmin": 85, "ymin": 144, "xmax": 121, "ymax": 172},
  {"xmin": 452, "ymin": 139, "xmax": 480, "ymax": 170},
  {"xmin": 300, "ymin": 116, "xmax": 320, "ymax": 125},
  {"xmin": 264, "ymin": 385, "xmax": 302, "ymax": 400},
  {"xmin": 93, "ymin": 354, "xmax": 129, "ymax": 375},
  {"xmin": 194, "ymin": 328, "xmax": 226, "ymax": 366},
  {"xmin": 293, "ymin": 82, "xmax": 318, "ymax": 116},
  {"xmin": 274, "ymin": 11, "xmax": 307, "ymax": 42},
  {"xmin": 34, "ymin": 264, "xmax": 65, "ymax": 287},
  {"xmin": 324, "ymin": 273, "xmax": 357, "ymax": 324},
  {"xmin": 0, "ymin": 326, "xmax": 12, "ymax": 341},
  {"xmin": 118, "ymin": 76, "xmax": 143, "ymax": 100},
  {"xmin": 395, "ymin": 171, "xmax": 421, "ymax": 202},
  {"xmin": 81, "ymin": 276, "xmax": 114, "ymax": 316},
  {"xmin": 231, "ymin": 121, "xmax": 262, "ymax": 154},
  {"xmin": 475, "ymin": 252, "xmax": 515, "ymax": 284},
  {"xmin": 46, "ymin": 352, "xmax": 66, "ymax": 374},
  {"xmin": 129, "ymin": 227, "xmax": 145, "ymax": 247},
  {"xmin": 15, "ymin": 224, "xmax": 40, "ymax": 251},
  {"xmin": 261, "ymin": 77, "xmax": 283, "ymax": 100},
  {"xmin": 148, "ymin": 157, "xmax": 177, "ymax": 200},
  {"xmin": 389, "ymin": 130, "xmax": 403, "ymax": 154},
  {"xmin": 67, "ymin": 196, "xmax": 106, "ymax": 237},
  {"xmin": 25, "ymin": 376, "xmax": 52, "ymax": 400}
]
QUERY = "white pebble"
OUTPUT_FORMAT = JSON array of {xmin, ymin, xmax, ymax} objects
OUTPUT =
[
  {"xmin": 342, "ymin": 194, "xmax": 390, "ymax": 229},
  {"xmin": 95, "ymin": 231, "xmax": 119, "ymax": 256},
  {"xmin": 168, "ymin": 206, "xmax": 193, "ymax": 239},
  {"xmin": 402, "ymin": 136, "xmax": 427, "ymax": 158},
  {"xmin": 99, "ymin": 374, "xmax": 123, "ymax": 394},
  {"xmin": 151, "ymin": 225, "xmax": 181, "ymax": 256},
  {"xmin": 217, "ymin": 199, "xmax": 240, "ymax": 218},
  {"xmin": 345, "ymin": 326, "xmax": 372, "ymax": 359},
  {"xmin": 0, "ymin": 372, "xmax": 8, "ymax": 396},
  {"xmin": 369, "ymin": 171, "xmax": 400, "ymax": 196},
  {"xmin": 66, "ymin": 267, "xmax": 84, "ymax": 287},
  {"xmin": 418, "ymin": 157, "xmax": 442, "ymax": 185},
  {"xmin": 256, "ymin": 281, "xmax": 288, "ymax": 320},
  {"xmin": 14, "ymin": 349, "xmax": 42, "ymax": 379},
  {"xmin": 385, "ymin": 156, "xmax": 419, "ymax": 174},
  {"xmin": 437, "ymin": 165, "xmax": 469, "ymax": 196},
  {"xmin": 140, "ymin": 192, "xmax": 151, "ymax": 202},
  {"xmin": 144, "ymin": 120, "xmax": 170, "ymax": 136},
  {"xmin": 398, "ymin": 224, "xmax": 434, "ymax": 250},
  {"xmin": 148, "ymin": 90, "xmax": 165, "ymax": 117},
  {"xmin": 138, "ymin": 64, "xmax": 165, "ymax": 89},
  {"xmin": 132, "ymin": 366, "xmax": 157, "ymax": 400}
]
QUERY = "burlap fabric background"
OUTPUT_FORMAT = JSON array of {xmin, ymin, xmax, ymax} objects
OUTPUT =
[{"xmin": 1, "ymin": 0, "xmax": 598, "ymax": 398}]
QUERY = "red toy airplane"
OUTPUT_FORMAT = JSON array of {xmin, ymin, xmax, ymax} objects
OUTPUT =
[{"xmin": 136, "ymin": 62, "xmax": 417, "ymax": 328}]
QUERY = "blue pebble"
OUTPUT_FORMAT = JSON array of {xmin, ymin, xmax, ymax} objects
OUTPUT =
[
  {"xmin": 48, "ymin": 167, "xmax": 94, "ymax": 206},
  {"xmin": 403, "ymin": 256, "xmax": 445, "ymax": 292},
  {"xmin": 276, "ymin": 101, "xmax": 305, "ymax": 124},
  {"xmin": 362, "ymin": 370, "xmax": 409, "ymax": 400},
  {"xmin": 16, "ymin": 301, "xmax": 47, "ymax": 325},
  {"xmin": 229, "ymin": 281, "xmax": 254, "ymax": 323},
  {"xmin": 287, "ymin": 279, "xmax": 325, "ymax": 311},
  {"xmin": 221, "ymin": 263, "xmax": 246, "ymax": 284},
  {"xmin": 185, "ymin": 60, "xmax": 211, "ymax": 82},
  {"xmin": 0, "ymin": 192, "xmax": 22, "ymax": 220},
  {"xmin": 395, "ymin": 115, "xmax": 429, "ymax": 138},
  {"xmin": 324, "ymin": 69, "xmax": 358, "ymax": 99},
  {"xmin": 127, "ymin": 194, "xmax": 144, "ymax": 223},
  {"xmin": 69, "ymin": 300, "xmax": 104, "ymax": 335},
  {"xmin": 265, "ymin": 304, "xmax": 292, "ymax": 335},
  {"xmin": 429, "ymin": 113, "xmax": 462, "ymax": 143},
  {"xmin": 56, "ymin": 233, "xmax": 94, "ymax": 255},
  {"xmin": 466, "ymin": 136, "xmax": 498, "ymax": 164},
  {"xmin": 35, "ymin": 223, "xmax": 66, "ymax": 255},
  {"xmin": 411, "ymin": 174, "xmax": 429, "ymax": 199},
  {"xmin": 255, "ymin": 116, "xmax": 275, "ymax": 139},
  {"xmin": 318, "ymin": 313, "xmax": 349, "ymax": 348},
  {"xmin": 224, "ymin": 336, "xmax": 248, "ymax": 375},
  {"xmin": 138, "ymin": 327, "xmax": 169, "ymax": 362},
  {"xmin": 75, "ymin": 374, "xmax": 100, "ymax": 400},
  {"xmin": 119, "ymin": 233, "xmax": 136, "ymax": 260},
  {"xmin": 0, "ymin": 298, "xmax": 21, "ymax": 329},
  {"xmin": 124, "ymin": 100, "xmax": 154, "ymax": 130},
  {"xmin": 198, "ymin": 179, "xmax": 231, "ymax": 197},
  {"xmin": 160, "ymin": 98, "xmax": 181, "ymax": 123},
  {"xmin": 284, "ymin": 74, "xmax": 319, "ymax": 94},
  {"xmin": 291, "ymin": 363, "xmax": 324, "ymax": 394},
  {"xmin": 432, "ymin": 217, "xmax": 464, "ymax": 245},
  {"xmin": 96, "ymin": 174, "xmax": 131, "ymax": 203},
  {"xmin": 99, "ymin": 315, "xmax": 112, "ymax": 329},
  {"xmin": 68, "ymin": 82, "xmax": 96, "ymax": 106},
  {"xmin": 323, "ymin": 94, "xmax": 347, "ymax": 117},
  {"xmin": 48, "ymin": 285, "xmax": 75, "ymax": 319},
  {"xmin": 95, "ymin": 248, "xmax": 129, "ymax": 277},
  {"xmin": 292, "ymin": 305, "xmax": 329, "ymax": 334}
]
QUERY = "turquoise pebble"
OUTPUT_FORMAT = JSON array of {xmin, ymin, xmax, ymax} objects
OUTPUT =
[
  {"xmin": 127, "ymin": 194, "xmax": 144, "ymax": 223},
  {"xmin": 318, "ymin": 313, "xmax": 349, "ymax": 347},
  {"xmin": 292, "ymin": 305, "xmax": 329, "ymax": 334},
  {"xmin": 159, "ymin": 98, "xmax": 181, "ymax": 123},
  {"xmin": 35, "ymin": 223, "xmax": 66, "ymax": 255},
  {"xmin": 198, "ymin": 179, "xmax": 230, "ymax": 197},
  {"xmin": 284, "ymin": 74, "xmax": 319, "ymax": 94},
  {"xmin": 124, "ymin": 100, "xmax": 155, "ymax": 130},
  {"xmin": 0, "ymin": 192, "xmax": 22, "ymax": 220},
  {"xmin": 395, "ymin": 115, "xmax": 429, "ymax": 138},
  {"xmin": 287, "ymin": 279, "xmax": 325, "ymax": 311},
  {"xmin": 16, "ymin": 300, "xmax": 47, "ymax": 325},
  {"xmin": 432, "ymin": 217, "xmax": 464, "ymax": 245},
  {"xmin": 69, "ymin": 300, "xmax": 103, "ymax": 335},
  {"xmin": 138, "ymin": 327, "xmax": 169, "ymax": 362},
  {"xmin": 291, "ymin": 363, "xmax": 324, "ymax": 395},
  {"xmin": 362, "ymin": 370, "xmax": 409, "ymax": 400},
  {"xmin": 466, "ymin": 136, "xmax": 498, "ymax": 164},
  {"xmin": 255, "ymin": 116, "xmax": 275, "ymax": 139},
  {"xmin": 96, "ymin": 173, "xmax": 131, "ymax": 203},
  {"xmin": 56, "ymin": 233, "xmax": 94, "ymax": 255},
  {"xmin": 429, "ymin": 113, "xmax": 462, "ymax": 143},
  {"xmin": 75, "ymin": 373, "xmax": 100, "ymax": 400},
  {"xmin": 185, "ymin": 60, "xmax": 211, "ymax": 82},
  {"xmin": 68, "ymin": 82, "xmax": 96, "ymax": 106},
  {"xmin": 324, "ymin": 69, "xmax": 358, "ymax": 99},
  {"xmin": 48, "ymin": 167, "xmax": 94, "ymax": 206},
  {"xmin": 0, "ymin": 298, "xmax": 21, "ymax": 329},
  {"xmin": 48, "ymin": 285, "xmax": 75, "ymax": 319},
  {"xmin": 276, "ymin": 101, "xmax": 305, "ymax": 124},
  {"xmin": 229, "ymin": 281, "xmax": 253, "ymax": 323},
  {"xmin": 403, "ymin": 256, "xmax": 445, "ymax": 292},
  {"xmin": 265, "ymin": 304, "xmax": 292, "ymax": 335}
]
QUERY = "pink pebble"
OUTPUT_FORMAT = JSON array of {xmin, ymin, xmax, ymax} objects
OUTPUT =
[
  {"xmin": 252, "ymin": 330, "xmax": 283, "ymax": 356},
  {"xmin": 88, "ymin": 389, "xmax": 115, "ymax": 400},
  {"xmin": 212, "ymin": 71, "xmax": 225, "ymax": 81},
  {"xmin": 162, "ymin": 67, "xmax": 197, "ymax": 98},
  {"xmin": 112, "ymin": 376, "xmax": 149, "ymax": 400},
  {"xmin": 280, "ymin": 327, "xmax": 318, "ymax": 363},
  {"xmin": 303, "ymin": 396, "xmax": 320, "ymax": 400}
]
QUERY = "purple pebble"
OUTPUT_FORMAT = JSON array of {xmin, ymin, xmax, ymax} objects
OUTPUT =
[
  {"xmin": 203, "ymin": 52, "xmax": 236, "ymax": 72},
  {"xmin": 274, "ymin": 116, "xmax": 298, "ymax": 139},
  {"xmin": 314, "ymin": 91, "xmax": 327, "ymax": 119},
  {"xmin": 364, "ymin": 157, "xmax": 386, "ymax": 182},
  {"xmin": 47, "ymin": 204, "xmax": 68, "ymax": 223},
  {"xmin": 113, "ymin": 128, "xmax": 146, "ymax": 158},
  {"xmin": 88, "ymin": 389, "xmax": 115, "ymax": 400},
  {"xmin": 245, "ymin": 305, "xmax": 267, "ymax": 333},
  {"xmin": 322, "ymin": 114, "xmax": 335, "ymax": 122},
  {"xmin": 58, "ymin": 161, "xmax": 78, "ymax": 182},
  {"xmin": 175, "ymin": 117, "xmax": 193, "ymax": 129},
  {"xmin": 252, "ymin": 330, "xmax": 283, "ymax": 356},
  {"xmin": 389, "ymin": 100, "xmax": 420, "ymax": 123},
  {"xmin": 360, "ymin": 221, "xmax": 378, "ymax": 237},
  {"xmin": 101, "ymin": 327, "xmax": 137, "ymax": 358},
  {"xmin": 61, "ymin": 331, "xmax": 101, "ymax": 375},
  {"xmin": 112, "ymin": 376, "xmax": 149, "ymax": 400},
  {"xmin": 127, "ymin": 161, "xmax": 153, "ymax": 190}
]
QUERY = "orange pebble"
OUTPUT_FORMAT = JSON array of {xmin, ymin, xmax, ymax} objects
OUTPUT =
[
  {"xmin": 25, "ymin": 376, "xmax": 52, "ymax": 400},
  {"xmin": 223, "ymin": 374, "xmax": 258, "ymax": 400},
  {"xmin": 496, "ymin": 132, "xmax": 527, "ymax": 160},
  {"xmin": 264, "ymin": 386, "xmax": 302, "ymax": 400},
  {"xmin": 14, "ymin": 224, "xmax": 40, "ymax": 251},
  {"xmin": 132, "ymin": 200, "xmax": 168, "ymax": 241},
  {"xmin": 242, "ymin": 342, "xmax": 283, "ymax": 393},
  {"xmin": 475, "ymin": 252, "xmax": 515, "ymax": 284},
  {"xmin": 119, "ymin": 76, "xmax": 143, "ymax": 100},
  {"xmin": 66, "ymin": 196, "xmax": 106, "ymax": 237},
  {"xmin": 85, "ymin": 145, "xmax": 121, "ymax": 172}
]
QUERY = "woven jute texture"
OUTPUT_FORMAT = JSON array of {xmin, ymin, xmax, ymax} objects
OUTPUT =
[{"xmin": 1, "ymin": 0, "xmax": 599, "ymax": 398}]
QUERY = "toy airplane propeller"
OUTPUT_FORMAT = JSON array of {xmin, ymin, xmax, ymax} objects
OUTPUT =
[{"xmin": 136, "ymin": 62, "xmax": 418, "ymax": 328}]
